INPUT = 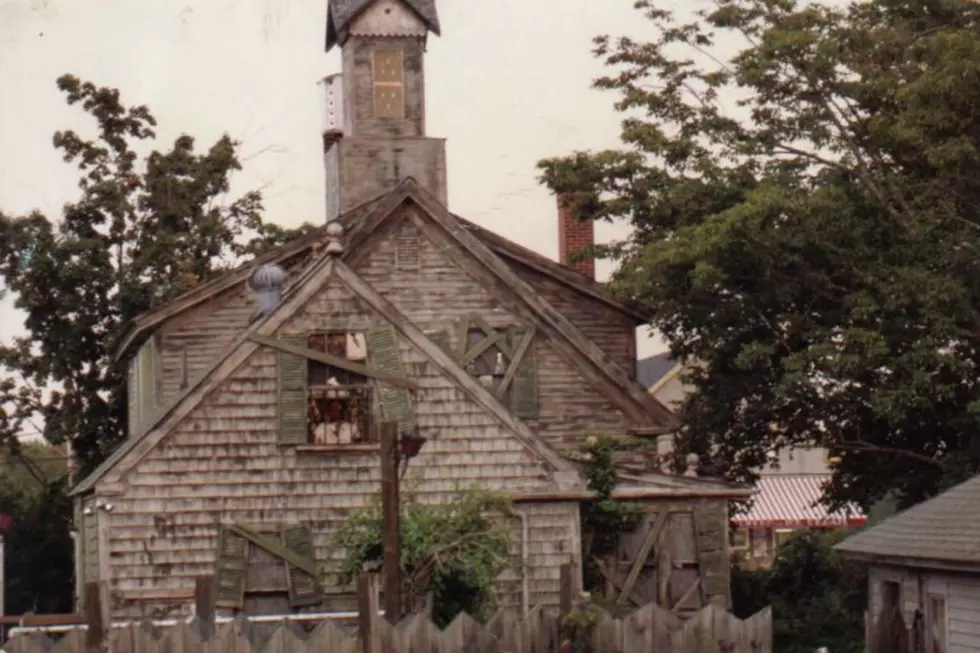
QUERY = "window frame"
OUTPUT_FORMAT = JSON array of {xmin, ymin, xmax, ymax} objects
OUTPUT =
[
  {"xmin": 372, "ymin": 49, "xmax": 405, "ymax": 119},
  {"xmin": 301, "ymin": 331, "xmax": 378, "ymax": 451},
  {"xmin": 928, "ymin": 593, "xmax": 947, "ymax": 653}
]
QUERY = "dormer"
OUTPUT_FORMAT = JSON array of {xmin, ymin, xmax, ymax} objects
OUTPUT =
[
  {"xmin": 126, "ymin": 333, "xmax": 161, "ymax": 438},
  {"xmin": 325, "ymin": 0, "xmax": 440, "ymax": 139}
]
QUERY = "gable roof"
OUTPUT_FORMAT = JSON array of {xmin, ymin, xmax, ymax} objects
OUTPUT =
[
  {"xmin": 326, "ymin": 0, "xmax": 441, "ymax": 50},
  {"xmin": 376, "ymin": 180, "xmax": 677, "ymax": 429},
  {"xmin": 637, "ymin": 353, "xmax": 677, "ymax": 389},
  {"xmin": 71, "ymin": 238, "xmax": 583, "ymax": 496},
  {"xmin": 834, "ymin": 474, "xmax": 980, "ymax": 571},
  {"xmin": 115, "ymin": 189, "xmax": 653, "ymax": 363}
]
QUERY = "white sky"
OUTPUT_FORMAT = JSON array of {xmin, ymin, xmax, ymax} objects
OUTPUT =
[{"xmin": 0, "ymin": 0, "xmax": 684, "ymax": 375}]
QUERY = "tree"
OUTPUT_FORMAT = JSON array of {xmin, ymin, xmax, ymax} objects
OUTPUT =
[
  {"xmin": 538, "ymin": 0, "xmax": 980, "ymax": 510},
  {"xmin": 0, "ymin": 75, "xmax": 315, "ymax": 474},
  {"xmin": 732, "ymin": 529, "xmax": 867, "ymax": 653},
  {"xmin": 0, "ymin": 441, "xmax": 74, "ymax": 614}
]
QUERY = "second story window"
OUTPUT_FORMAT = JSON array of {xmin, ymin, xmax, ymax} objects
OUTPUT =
[
  {"xmin": 306, "ymin": 332, "xmax": 372, "ymax": 445},
  {"xmin": 372, "ymin": 49, "xmax": 405, "ymax": 119}
]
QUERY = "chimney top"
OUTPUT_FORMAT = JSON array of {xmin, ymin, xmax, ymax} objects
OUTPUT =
[{"xmin": 557, "ymin": 194, "xmax": 595, "ymax": 280}]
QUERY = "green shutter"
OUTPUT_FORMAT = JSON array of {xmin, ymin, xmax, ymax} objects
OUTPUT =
[
  {"xmin": 366, "ymin": 325, "xmax": 416, "ymax": 435},
  {"xmin": 281, "ymin": 525, "xmax": 322, "ymax": 607},
  {"xmin": 510, "ymin": 327, "xmax": 539, "ymax": 419},
  {"xmin": 427, "ymin": 330, "xmax": 452, "ymax": 357},
  {"xmin": 214, "ymin": 527, "xmax": 248, "ymax": 609},
  {"xmin": 277, "ymin": 334, "xmax": 309, "ymax": 444}
]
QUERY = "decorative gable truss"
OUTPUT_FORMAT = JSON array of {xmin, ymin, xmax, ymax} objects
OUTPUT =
[{"xmin": 450, "ymin": 314, "xmax": 538, "ymax": 419}]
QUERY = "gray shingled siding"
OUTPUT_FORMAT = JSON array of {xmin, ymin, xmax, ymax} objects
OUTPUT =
[{"xmin": 869, "ymin": 565, "xmax": 980, "ymax": 653}]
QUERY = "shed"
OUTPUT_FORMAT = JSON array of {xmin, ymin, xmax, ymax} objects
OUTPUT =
[{"xmin": 835, "ymin": 474, "xmax": 980, "ymax": 653}]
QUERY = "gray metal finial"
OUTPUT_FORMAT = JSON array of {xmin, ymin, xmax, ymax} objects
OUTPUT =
[{"xmin": 325, "ymin": 221, "xmax": 345, "ymax": 255}]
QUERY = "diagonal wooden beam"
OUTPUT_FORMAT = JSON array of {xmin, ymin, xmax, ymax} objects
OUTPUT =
[
  {"xmin": 248, "ymin": 333, "xmax": 419, "ymax": 390},
  {"xmin": 459, "ymin": 330, "xmax": 508, "ymax": 368},
  {"xmin": 617, "ymin": 510, "xmax": 670, "ymax": 607},
  {"xmin": 227, "ymin": 524, "xmax": 319, "ymax": 577},
  {"xmin": 454, "ymin": 315, "xmax": 470, "ymax": 362},
  {"xmin": 496, "ymin": 329, "xmax": 534, "ymax": 398}
]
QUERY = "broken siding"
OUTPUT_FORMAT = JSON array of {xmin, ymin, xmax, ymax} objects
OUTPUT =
[
  {"xmin": 356, "ymin": 218, "xmax": 630, "ymax": 451},
  {"xmin": 103, "ymin": 280, "xmax": 556, "ymax": 618}
]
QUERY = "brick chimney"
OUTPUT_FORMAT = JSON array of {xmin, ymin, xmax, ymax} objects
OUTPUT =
[{"xmin": 557, "ymin": 194, "xmax": 595, "ymax": 279}]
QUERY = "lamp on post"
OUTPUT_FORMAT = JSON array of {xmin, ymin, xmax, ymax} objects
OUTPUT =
[
  {"xmin": 380, "ymin": 423, "xmax": 427, "ymax": 624},
  {"xmin": 0, "ymin": 512, "xmax": 13, "ymax": 617}
]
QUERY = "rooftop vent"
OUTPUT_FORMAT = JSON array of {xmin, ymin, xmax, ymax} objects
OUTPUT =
[{"xmin": 248, "ymin": 263, "xmax": 288, "ymax": 316}]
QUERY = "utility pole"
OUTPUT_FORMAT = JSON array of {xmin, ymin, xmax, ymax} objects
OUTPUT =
[{"xmin": 379, "ymin": 421, "xmax": 402, "ymax": 623}]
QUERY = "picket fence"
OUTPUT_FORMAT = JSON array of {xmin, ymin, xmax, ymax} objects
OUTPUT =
[{"xmin": 0, "ymin": 602, "xmax": 771, "ymax": 653}]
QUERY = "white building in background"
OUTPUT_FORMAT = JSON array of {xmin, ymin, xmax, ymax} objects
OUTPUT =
[{"xmin": 637, "ymin": 353, "xmax": 866, "ymax": 566}]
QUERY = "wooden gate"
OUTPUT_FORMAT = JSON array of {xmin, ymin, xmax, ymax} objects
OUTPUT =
[{"xmin": 597, "ymin": 502, "xmax": 730, "ymax": 616}]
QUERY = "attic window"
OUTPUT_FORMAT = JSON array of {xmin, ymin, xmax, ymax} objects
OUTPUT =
[
  {"xmin": 465, "ymin": 328, "xmax": 509, "ymax": 397},
  {"xmin": 372, "ymin": 49, "xmax": 405, "ymax": 119},
  {"xmin": 456, "ymin": 316, "xmax": 539, "ymax": 419},
  {"xmin": 306, "ymin": 332, "xmax": 373, "ymax": 445}
]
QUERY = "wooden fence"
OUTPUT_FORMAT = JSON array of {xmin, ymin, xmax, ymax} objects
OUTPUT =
[{"xmin": 1, "ymin": 575, "xmax": 772, "ymax": 653}]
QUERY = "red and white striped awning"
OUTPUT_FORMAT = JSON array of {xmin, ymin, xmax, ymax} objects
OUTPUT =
[{"xmin": 732, "ymin": 474, "xmax": 867, "ymax": 529}]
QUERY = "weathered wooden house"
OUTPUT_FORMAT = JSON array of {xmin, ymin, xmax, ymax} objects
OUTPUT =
[
  {"xmin": 836, "ymin": 474, "xmax": 980, "ymax": 653},
  {"xmin": 68, "ymin": 0, "xmax": 752, "ymax": 621}
]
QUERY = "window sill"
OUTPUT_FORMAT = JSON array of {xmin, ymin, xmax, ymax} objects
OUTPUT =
[{"xmin": 295, "ymin": 444, "xmax": 379, "ymax": 454}]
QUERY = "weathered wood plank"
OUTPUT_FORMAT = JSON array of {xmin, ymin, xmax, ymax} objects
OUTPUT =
[
  {"xmin": 248, "ymin": 333, "xmax": 419, "ymax": 390},
  {"xmin": 617, "ymin": 510, "xmax": 669, "ymax": 607}
]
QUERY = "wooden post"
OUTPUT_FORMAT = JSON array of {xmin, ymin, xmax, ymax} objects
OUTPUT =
[
  {"xmin": 194, "ymin": 575, "xmax": 215, "ymax": 638},
  {"xmin": 380, "ymin": 421, "xmax": 402, "ymax": 623},
  {"xmin": 84, "ymin": 582, "xmax": 104, "ymax": 652},
  {"xmin": 559, "ymin": 562, "xmax": 573, "ymax": 618},
  {"xmin": 358, "ymin": 572, "xmax": 381, "ymax": 653}
]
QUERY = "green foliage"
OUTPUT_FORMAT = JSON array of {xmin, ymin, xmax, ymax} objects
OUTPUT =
[
  {"xmin": 538, "ymin": 0, "xmax": 980, "ymax": 510},
  {"xmin": 0, "ymin": 75, "xmax": 314, "ymax": 474},
  {"xmin": 0, "ymin": 442, "xmax": 74, "ymax": 614},
  {"xmin": 731, "ymin": 529, "xmax": 867, "ymax": 653},
  {"xmin": 559, "ymin": 603, "xmax": 606, "ymax": 653},
  {"xmin": 329, "ymin": 486, "xmax": 514, "ymax": 627},
  {"xmin": 578, "ymin": 436, "xmax": 643, "ymax": 594}
]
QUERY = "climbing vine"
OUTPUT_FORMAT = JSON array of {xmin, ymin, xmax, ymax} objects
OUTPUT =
[
  {"xmin": 330, "ymin": 485, "xmax": 514, "ymax": 627},
  {"xmin": 577, "ymin": 435, "xmax": 645, "ymax": 595}
]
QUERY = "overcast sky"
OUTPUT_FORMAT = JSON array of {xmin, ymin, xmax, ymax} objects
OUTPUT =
[{"xmin": 0, "ymin": 0, "xmax": 689, "ymax": 364}]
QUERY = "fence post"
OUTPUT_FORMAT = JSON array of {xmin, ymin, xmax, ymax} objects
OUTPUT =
[
  {"xmin": 358, "ymin": 572, "xmax": 381, "ymax": 653},
  {"xmin": 559, "ymin": 562, "xmax": 573, "ymax": 618},
  {"xmin": 195, "ymin": 575, "xmax": 215, "ymax": 639},
  {"xmin": 84, "ymin": 582, "xmax": 104, "ymax": 652}
]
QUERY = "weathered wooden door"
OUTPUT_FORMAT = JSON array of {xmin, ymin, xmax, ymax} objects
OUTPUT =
[{"xmin": 603, "ymin": 503, "xmax": 729, "ymax": 616}]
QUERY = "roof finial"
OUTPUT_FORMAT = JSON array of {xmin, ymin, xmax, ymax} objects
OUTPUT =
[{"xmin": 325, "ymin": 221, "xmax": 345, "ymax": 255}]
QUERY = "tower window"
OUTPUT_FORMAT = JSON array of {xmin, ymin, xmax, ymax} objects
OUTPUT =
[{"xmin": 373, "ymin": 49, "xmax": 405, "ymax": 119}]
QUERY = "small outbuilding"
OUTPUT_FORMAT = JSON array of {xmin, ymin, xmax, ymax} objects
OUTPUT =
[{"xmin": 835, "ymin": 474, "xmax": 980, "ymax": 653}]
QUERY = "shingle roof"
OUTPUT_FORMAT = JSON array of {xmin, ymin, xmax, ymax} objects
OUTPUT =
[
  {"xmin": 326, "ymin": 0, "xmax": 441, "ymax": 50},
  {"xmin": 732, "ymin": 474, "xmax": 866, "ymax": 528},
  {"xmin": 637, "ymin": 352, "xmax": 676, "ymax": 389},
  {"xmin": 834, "ymin": 473, "xmax": 980, "ymax": 568}
]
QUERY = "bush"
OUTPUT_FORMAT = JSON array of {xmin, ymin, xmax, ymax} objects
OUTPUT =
[
  {"xmin": 730, "ymin": 529, "xmax": 867, "ymax": 653},
  {"xmin": 330, "ymin": 486, "xmax": 514, "ymax": 627}
]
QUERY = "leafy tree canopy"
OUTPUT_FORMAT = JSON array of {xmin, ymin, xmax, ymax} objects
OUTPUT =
[
  {"xmin": 0, "ymin": 75, "xmax": 315, "ymax": 474},
  {"xmin": 539, "ymin": 0, "xmax": 980, "ymax": 509},
  {"xmin": 0, "ymin": 441, "xmax": 74, "ymax": 614}
]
